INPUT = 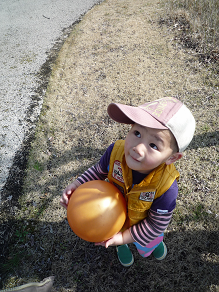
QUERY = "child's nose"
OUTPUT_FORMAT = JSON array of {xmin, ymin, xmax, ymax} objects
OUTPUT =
[{"xmin": 133, "ymin": 144, "xmax": 144, "ymax": 156}]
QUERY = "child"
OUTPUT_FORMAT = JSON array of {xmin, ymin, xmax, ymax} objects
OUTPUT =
[{"xmin": 60, "ymin": 97, "xmax": 195, "ymax": 267}]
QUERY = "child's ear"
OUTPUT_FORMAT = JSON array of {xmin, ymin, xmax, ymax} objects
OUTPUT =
[{"xmin": 165, "ymin": 153, "xmax": 183, "ymax": 165}]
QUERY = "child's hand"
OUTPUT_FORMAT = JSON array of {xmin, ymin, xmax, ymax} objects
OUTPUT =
[
  {"xmin": 60, "ymin": 181, "xmax": 80, "ymax": 209},
  {"xmin": 95, "ymin": 229, "xmax": 133, "ymax": 248},
  {"xmin": 95, "ymin": 232, "xmax": 124, "ymax": 248}
]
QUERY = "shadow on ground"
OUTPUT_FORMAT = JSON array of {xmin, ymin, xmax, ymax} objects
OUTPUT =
[
  {"xmin": 1, "ymin": 129, "xmax": 218, "ymax": 292},
  {"xmin": 1, "ymin": 214, "xmax": 218, "ymax": 292}
]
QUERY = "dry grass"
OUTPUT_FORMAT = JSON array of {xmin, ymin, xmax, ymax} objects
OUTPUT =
[
  {"xmin": 161, "ymin": 0, "xmax": 219, "ymax": 66},
  {"xmin": 0, "ymin": 0, "xmax": 218, "ymax": 291}
]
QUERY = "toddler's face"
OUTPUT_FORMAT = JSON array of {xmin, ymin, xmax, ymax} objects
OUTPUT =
[{"xmin": 124, "ymin": 124, "xmax": 177, "ymax": 174}]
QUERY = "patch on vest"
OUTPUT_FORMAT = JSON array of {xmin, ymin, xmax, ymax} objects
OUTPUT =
[
  {"xmin": 139, "ymin": 191, "xmax": 156, "ymax": 202},
  {"xmin": 112, "ymin": 160, "xmax": 124, "ymax": 183}
]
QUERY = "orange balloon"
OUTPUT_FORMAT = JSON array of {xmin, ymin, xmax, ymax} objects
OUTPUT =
[{"xmin": 67, "ymin": 180, "xmax": 127, "ymax": 242}]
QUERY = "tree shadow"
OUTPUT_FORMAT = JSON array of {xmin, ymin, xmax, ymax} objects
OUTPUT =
[
  {"xmin": 1, "ymin": 121, "xmax": 218, "ymax": 292},
  {"xmin": 1, "ymin": 144, "xmax": 107, "ymax": 212},
  {"xmin": 0, "ymin": 217, "xmax": 218, "ymax": 292},
  {"xmin": 2, "ymin": 128, "xmax": 218, "ymax": 215},
  {"xmin": 188, "ymin": 131, "xmax": 219, "ymax": 149},
  {"xmin": 2, "ymin": 128, "xmax": 218, "ymax": 214}
]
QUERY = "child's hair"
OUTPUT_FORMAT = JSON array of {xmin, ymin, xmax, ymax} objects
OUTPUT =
[{"xmin": 107, "ymin": 97, "xmax": 195, "ymax": 153}]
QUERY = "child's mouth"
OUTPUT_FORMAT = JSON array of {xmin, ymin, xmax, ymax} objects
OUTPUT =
[{"xmin": 130, "ymin": 154, "xmax": 140, "ymax": 162}]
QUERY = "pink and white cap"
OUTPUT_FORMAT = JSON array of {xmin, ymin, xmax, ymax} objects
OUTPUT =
[{"xmin": 107, "ymin": 97, "xmax": 196, "ymax": 152}]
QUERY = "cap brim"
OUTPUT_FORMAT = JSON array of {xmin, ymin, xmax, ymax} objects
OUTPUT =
[{"xmin": 107, "ymin": 103, "xmax": 167, "ymax": 129}]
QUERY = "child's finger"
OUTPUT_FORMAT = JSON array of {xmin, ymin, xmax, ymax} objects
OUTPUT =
[
  {"xmin": 67, "ymin": 189, "xmax": 73, "ymax": 195},
  {"xmin": 60, "ymin": 196, "xmax": 67, "ymax": 207},
  {"xmin": 61, "ymin": 193, "xmax": 69, "ymax": 204},
  {"xmin": 60, "ymin": 201, "xmax": 67, "ymax": 209},
  {"xmin": 105, "ymin": 239, "xmax": 113, "ymax": 248},
  {"xmin": 94, "ymin": 241, "xmax": 106, "ymax": 247}
]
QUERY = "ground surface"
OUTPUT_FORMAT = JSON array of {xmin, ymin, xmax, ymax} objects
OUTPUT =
[
  {"xmin": 0, "ymin": 0, "xmax": 102, "ymax": 198},
  {"xmin": 1, "ymin": 0, "xmax": 218, "ymax": 291}
]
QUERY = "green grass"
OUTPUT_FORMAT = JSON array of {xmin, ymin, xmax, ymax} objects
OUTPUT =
[
  {"xmin": 33, "ymin": 161, "xmax": 44, "ymax": 172},
  {"xmin": 15, "ymin": 228, "xmax": 28, "ymax": 243},
  {"xmin": 1, "ymin": 253, "xmax": 24, "ymax": 274}
]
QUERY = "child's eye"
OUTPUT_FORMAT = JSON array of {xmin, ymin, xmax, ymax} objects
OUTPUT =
[
  {"xmin": 150, "ymin": 143, "xmax": 158, "ymax": 150},
  {"xmin": 134, "ymin": 131, "xmax": 141, "ymax": 138}
]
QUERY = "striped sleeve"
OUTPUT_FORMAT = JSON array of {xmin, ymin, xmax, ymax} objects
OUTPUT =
[
  {"xmin": 76, "ymin": 163, "xmax": 108, "ymax": 185},
  {"xmin": 130, "ymin": 209, "xmax": 173, "ymax": 247}
]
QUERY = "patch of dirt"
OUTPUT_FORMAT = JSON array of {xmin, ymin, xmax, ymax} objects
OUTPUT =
[{"xmin": 1, "ymin": 0, "xmax": 218, "ymax": 291}]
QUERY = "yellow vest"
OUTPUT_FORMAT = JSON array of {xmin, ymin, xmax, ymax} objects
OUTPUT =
[{"xmin": 108, "ymin": 140, "xmax": 180, "ymax": 229}]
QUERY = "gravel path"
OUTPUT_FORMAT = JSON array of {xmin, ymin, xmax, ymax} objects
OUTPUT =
[{"xmin": 0, "ymin": 0, "xmax": 103, "ymax": 202}]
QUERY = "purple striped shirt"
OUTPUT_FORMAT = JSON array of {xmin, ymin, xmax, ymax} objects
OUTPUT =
[{"xmin": 76, "ymin": 143, "xmax": 178, "ymax": 246}]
